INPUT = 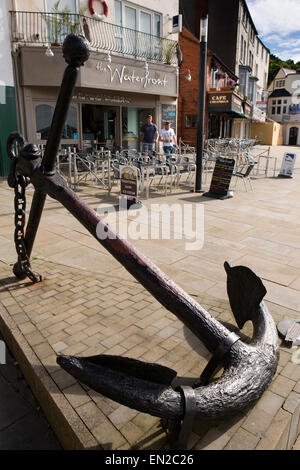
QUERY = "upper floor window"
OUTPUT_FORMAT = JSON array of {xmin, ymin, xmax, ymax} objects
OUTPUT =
[
  {"xmin": 242, "ymin": 8, "xmax": 248, "ymax": 30},
  {"xmin": 257, "ymin": 41, "xmax": 260, "ymax": 55},
  {"xmin": 114, "ymin": 0, "xmax": 162, "ymax": 37},
  {"xmin": 271, "ymin": 99, "xmax": 283, "ymax": 115},
  {"xmin": 45, "ymin": 0, "xmax": 77, "ymax": 13},
  {"xmin": 240, "ymin": 35, "xmax": 247, "ymax": 64},
  {"xmin": 275, "ymin": 79, "xmax": 285, "ymax": 88},
  {"xmin": 249, "ymin": 50, "xmax": 254, "ymax": 70}
]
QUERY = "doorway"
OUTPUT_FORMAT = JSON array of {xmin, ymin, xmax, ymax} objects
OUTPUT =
[
  {"xmin": 122, "ymin": 107, "xmax": 154, "ymax": 150},
  {"xmin": 289, "ymin": 127, "xmax": 299, "ymax": 146},
  {"xmin": 81, "ymin": 104, "xmax": 118, "ymax": 150}
]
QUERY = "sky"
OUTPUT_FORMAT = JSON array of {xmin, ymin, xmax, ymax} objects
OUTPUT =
[{"xmin": 247, "ymin": 0, "xmax": 300, "ymax": 62}]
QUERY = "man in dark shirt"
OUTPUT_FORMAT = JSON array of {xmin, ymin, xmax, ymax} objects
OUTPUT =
[{"xmin": 140, "ymin": 115, "xmax": 158, "ymax": 153}]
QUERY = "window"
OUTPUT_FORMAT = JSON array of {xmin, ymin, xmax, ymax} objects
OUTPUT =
[
  {"xmin": 275, "ymin": 79, "xmax": 285, "ymax": 88},
  {"xmin": 114, "ymin": 0, "xmax": 162, "ymax": 60},
  {"xmin": 35, "ymin": 104, "xmax": 78, "ymax": 140},
  {"xmin": 63, "ymin": 106, "xmax": 78, "ymax": 139},
  {"xmin": 242, "ymin": 8, "xmax": 248, "ymax": 30},
  {"xmin": 249, "ymin": 50, "xmax": 254, "ymax": 69},
  {"xmin": 271, "ymin": 99, "xmax": 283, "ymax": 115},
  {"xmin": 240, "ymin": 36, "xmax": 247, "ymax": 64},
  {"xmin": 45, "ymin": 0, "xmax": 77, "ymax": 11},
  {"xmin": 240, "ymin": 35, "xmax": 244, "ymax": 62},
  {"xmin": 257, "ymin": 40, "xmax": 260, "ymax": 55},
  {"xmin": 35, "ymin": 104, "xmax": 54, "ymax": 140},
  {"xmin": 185, "ymin": 114, "xmax": 197, "ymax": 128},
  {"xmin": 114, "ymin": 0, "xmax": 161, "ymax": 36},
  {"xmin": 45, "ymin": 0, "xmax": 78, "ymax": 43}
]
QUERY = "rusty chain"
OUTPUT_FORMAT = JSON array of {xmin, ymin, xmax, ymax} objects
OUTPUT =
[{"xmin": 13, "ymin": 173, "xmax": 42, "ymax": 283}]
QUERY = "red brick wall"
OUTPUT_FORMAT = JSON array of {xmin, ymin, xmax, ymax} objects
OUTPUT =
[{"xmin": 178, "ymin": 27, "xmax": 210, "ymax": 146}]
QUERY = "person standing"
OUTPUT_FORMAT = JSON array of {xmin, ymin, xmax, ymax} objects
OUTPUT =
[
  {"xmin": 159, "ymin": 121, "xmax": 178, "ymax": 155},
  {"xmin": 140, "ymin": 115, "xmax": 158, "ymax": 153}
]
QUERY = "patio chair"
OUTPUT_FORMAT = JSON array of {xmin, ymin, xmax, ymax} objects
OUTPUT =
[{"xmin": 232, "ymin": 163, "xmax": 255, "ymax": 191}]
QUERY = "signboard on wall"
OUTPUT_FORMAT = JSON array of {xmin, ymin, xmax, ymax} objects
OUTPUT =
[
  {"xmin": 161, "ymin": 104, "xmax": 177, "ymax": 132},
  {"xmin": 278, "ymin": 153, "xmax": 296, "ymax": 178},
  {"xmin": 208, "ymin": 92, "xmax": 243, "ymax": 116}
]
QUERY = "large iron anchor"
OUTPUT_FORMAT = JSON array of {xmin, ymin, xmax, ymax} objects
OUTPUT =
[{"xmin": 7, "ymin": 35, "xmax": 279, "ymax": 447}]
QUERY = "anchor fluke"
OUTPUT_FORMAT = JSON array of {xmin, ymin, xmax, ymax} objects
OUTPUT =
[{"xmin": 224, "ymin": 261, "xmax": 267, "ymax": 329}]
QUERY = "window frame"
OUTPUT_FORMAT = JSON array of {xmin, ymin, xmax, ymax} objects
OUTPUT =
[
  {"xmin": 185, "ymin": 114, "xmax": 197, "ymax": 129},
  {"xmin": 115, "ymin": 0, "xmax": 162, "ymax": 37},
  {"xmin": 44, "ymin": 0, "xmax": 79, "ymax": 13},
  {"xmin": 34, "ymin": 101, "xmax": 79, "ymax": 144}
]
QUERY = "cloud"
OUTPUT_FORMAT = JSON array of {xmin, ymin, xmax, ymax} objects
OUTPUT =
[{"xmin": 247, "ymin": 0, "xmax": 300, "ymax": 37}]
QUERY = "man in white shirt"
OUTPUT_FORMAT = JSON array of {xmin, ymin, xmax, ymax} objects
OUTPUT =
[{"xmin": 159, "ymin": 122, "xmax": 178, "ymax": 155}]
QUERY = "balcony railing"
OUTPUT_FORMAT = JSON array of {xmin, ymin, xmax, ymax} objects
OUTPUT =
[{"xmin": 9, "ymin": 11, "xmax": 178, "ymax": 65}]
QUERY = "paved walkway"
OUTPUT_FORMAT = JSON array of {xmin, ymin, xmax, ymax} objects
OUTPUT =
[
  {"xmin": 0, "ymin": 145, "xmax": 300, "ymax": 450},
  {"xmin": 0, "ymin": 333, "xmax": 61, "ymax": 449}
]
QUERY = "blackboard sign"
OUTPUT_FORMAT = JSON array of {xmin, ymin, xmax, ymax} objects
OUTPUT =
[
  {"xmin": 207, "ymin": 157, "xmax": 235, "ymax": 198},
  {"xmin": 162, "ymin": 104, "xmax": 177, "ymax": 133}
]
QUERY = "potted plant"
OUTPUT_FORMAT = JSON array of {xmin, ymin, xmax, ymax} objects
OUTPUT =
[
  {"xmin": 41, "ymin": 0, "xmax": 83, "ymax": 46},
  {"xmin": 158, "ymin": 39, "xmax": 176, "ymax": 65}
]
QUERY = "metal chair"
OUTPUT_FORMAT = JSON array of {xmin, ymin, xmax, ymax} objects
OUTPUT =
[{"xmin": 232, "ymin": 163, "xmax": 255, "ymax": 191}]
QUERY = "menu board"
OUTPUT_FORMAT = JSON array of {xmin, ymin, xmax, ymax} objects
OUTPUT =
[
  {"xmin": 161, "ymin": 104, "xmax": 177, "ymax": 133},
  {"xmin": 208, "ymin": 157, "xmax": 235, "ymax": 197},
  {"xmin": 120, "ymin": 165, "xmax": 138, "ymax": 198},
  {"xmin": 278, "ymin": 153, "xmax": 296, "ymax": 178}
]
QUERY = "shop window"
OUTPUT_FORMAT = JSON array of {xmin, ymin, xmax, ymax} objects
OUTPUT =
[
  {"xmin": 35, "ymin": 104, "xmax": 78, "ymax": 140},
  {"xmin": 82, "ymin": 104, "xmax": 117, "ymax": 146},
  {"xmin": 122, "ymin": 107, "xmax": 140, "ymax": 150},
  {"xmin": 62, "ymin": 106, "xmax": 78, "ymax": 139},
  {"xmin": 185, "ymin": 114, "xmax": 197, "ymax": 128},
  {"xmin": 35, "ymin": 104, "xmax": 54, "ymax": 140}
]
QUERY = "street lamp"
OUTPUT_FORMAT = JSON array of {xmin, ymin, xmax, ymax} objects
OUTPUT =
[{"xmin": 195, "ymin": 14, "xmax": 208, "ymax": 192}]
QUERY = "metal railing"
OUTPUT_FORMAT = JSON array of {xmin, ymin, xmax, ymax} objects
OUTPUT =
[{"xmin": 9, "ymin": 11, "xmax": 178, "ymax": 65}]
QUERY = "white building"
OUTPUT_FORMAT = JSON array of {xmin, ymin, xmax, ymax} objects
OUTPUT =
[
  {"xmin": 268, "ymin": 68, "xmax": 300, "ymax": 146},
  {"xmin": 6, "ymin": 0, "xmax": 180, "ymax": 151},
  {"xmin": 232, "ymin": 0, "xmax": 270, "ymax": 139}
]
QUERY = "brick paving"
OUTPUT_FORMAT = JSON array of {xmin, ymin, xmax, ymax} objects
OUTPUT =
[
  {"xmin": 0, "ymin": 145, "xmax": 300, "ymax": 449},
  {"xmin": 0, "ymin": 258, "xmax": 299, "ymax": 450}
]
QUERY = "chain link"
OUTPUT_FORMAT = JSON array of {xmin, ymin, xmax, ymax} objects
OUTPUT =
[{"xmin": 13, "ymin": 175, "xmax": 42, "ymax": 283}]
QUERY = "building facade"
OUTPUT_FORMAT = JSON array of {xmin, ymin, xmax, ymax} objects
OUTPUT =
[
  {"xmin": 0, "ymin": 0, "xmax": 18, "ymax": 176},
  {"xmin": 268, "ymin": 67, "xmax": 300, "ymax": 146},
  {"xmin": 6, "ymin": 0, "xmax": 180, "ymax": 159},
  {"xmin": 179, "ymin": 0, "xmax": 269, "ymax": 142}
]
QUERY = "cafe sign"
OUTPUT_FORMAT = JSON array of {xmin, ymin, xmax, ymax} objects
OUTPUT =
[
  {"xmin": 80, "ymin": 56, "xmax": 178, "ymax": 96},
  {"xmin": 208, "ymin": 91, "xmax": 243, "ymax": 115},
  {"xmin": 96, "ymin": 62, "xmax": 168, "ymax": 89}
]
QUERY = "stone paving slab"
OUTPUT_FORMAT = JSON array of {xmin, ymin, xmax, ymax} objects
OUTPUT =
[{"xmin": 0, "ymin": 259, "xmax": 299, "ymax": 450}]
